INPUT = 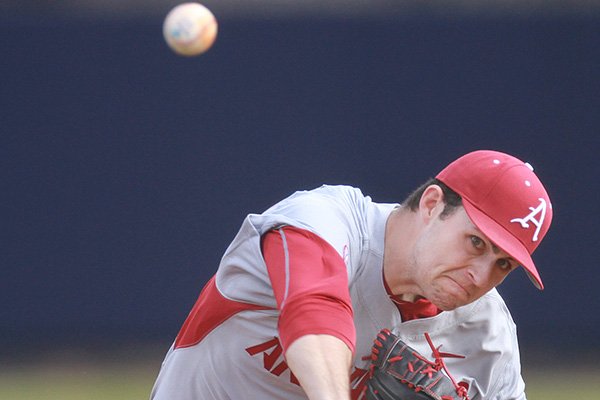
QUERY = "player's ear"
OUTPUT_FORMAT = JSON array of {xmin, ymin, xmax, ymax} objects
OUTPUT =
[{"xmin": 418, "ymin": 185, "xmax": 444, "ymax": 222}]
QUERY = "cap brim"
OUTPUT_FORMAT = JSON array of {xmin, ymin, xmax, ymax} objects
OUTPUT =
[{"xmin": 461, "ymin": 200, "xmax": 544, "ymax": 290}]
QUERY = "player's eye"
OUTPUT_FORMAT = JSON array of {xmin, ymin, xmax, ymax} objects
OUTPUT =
[
  {"xmin": 470, "ymin": 235, "xmax": 485, "ymax": 250},
  {"xmin": 496, "ymin": 258, "xmax": 514, "ymax": 272}
]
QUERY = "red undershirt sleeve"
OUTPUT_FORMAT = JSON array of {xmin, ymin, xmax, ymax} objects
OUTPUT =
[{"xmin": 261, "ymin": 226, "xmax": 355, "ymax": 354}]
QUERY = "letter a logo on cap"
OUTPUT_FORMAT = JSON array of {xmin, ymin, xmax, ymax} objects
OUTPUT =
[{"xmin": 510, "ymin": 198, "xmax": 547, "ymax": 242}]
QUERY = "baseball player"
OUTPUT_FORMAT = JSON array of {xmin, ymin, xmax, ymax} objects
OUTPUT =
[{"xmin": 150, "ymin": 150, "xmax": 553, "ymax": 400}]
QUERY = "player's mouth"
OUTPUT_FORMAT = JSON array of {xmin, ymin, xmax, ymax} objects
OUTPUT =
[{"xmin": 445, "ymin": 277, "xmax": 470, "ymax": 301}]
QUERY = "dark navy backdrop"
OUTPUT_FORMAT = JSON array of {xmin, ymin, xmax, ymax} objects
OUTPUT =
[{"xmin": 1, "ymin": 13, "xmax": 598, "ymax": 356}]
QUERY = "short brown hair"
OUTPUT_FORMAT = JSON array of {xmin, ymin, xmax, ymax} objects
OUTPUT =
[{"xmin": 401, "ymin": 178, "xmax": 463, "ymax": 219}]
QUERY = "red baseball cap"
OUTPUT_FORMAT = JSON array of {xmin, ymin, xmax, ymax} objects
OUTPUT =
[{"xmin": 436, "ymin": 150, "xmax": 553, "ymax": 290}]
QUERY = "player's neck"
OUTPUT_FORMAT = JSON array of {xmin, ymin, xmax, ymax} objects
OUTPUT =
[
  {"xmin": 383, "ymin": 207, "xmax": 422, "ymax": 300},
  {"xmin": 383, "ymin": 274, "xmax": 422, "ymax": 302}
]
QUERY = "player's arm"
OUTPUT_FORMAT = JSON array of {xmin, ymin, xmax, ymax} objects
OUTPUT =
[
  {"xmin": 261, "ymin": 226, "xmax": 355, "ymax": 400},
  {"xmin": 285, "ymin": 334, "xmax": 352, "ymax": 400}
]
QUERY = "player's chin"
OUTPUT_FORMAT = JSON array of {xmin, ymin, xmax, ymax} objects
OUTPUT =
[
  {"xmin": 433, "ymin": 298, "xmax": 464, "ymax": 311},
  {"xmin": 429, "ymin": 287, "xmax": 471, "ymax": 311}
]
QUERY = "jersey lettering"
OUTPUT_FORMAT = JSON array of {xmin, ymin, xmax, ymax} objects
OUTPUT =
[
  {"xmin": 510, "ymin": 198, "xmax": 547, "ymax": 242},
  {"xmin": 245, "ymin": 336, "xmax": 371, "ymax": 395},
  {"xmin": 245, "ymin": 338, "xmax": 299, "ymax": 385}
]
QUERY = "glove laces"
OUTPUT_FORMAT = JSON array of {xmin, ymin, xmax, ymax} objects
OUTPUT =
[{"xmin": 415, "ymin": 332, "xmax": 469, "ymax": 400}]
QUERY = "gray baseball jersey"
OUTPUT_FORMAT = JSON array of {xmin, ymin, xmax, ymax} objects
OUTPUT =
[{"xmin": 151, "ymin": 185, "xmax": 526, "ymax": 400}]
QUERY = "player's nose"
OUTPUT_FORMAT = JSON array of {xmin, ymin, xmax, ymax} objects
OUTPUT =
[{"xmin": 466, "ymin": 259, "xmax": 495, "ymax": 288}]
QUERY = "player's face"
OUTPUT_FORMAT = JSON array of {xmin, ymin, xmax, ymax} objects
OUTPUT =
[{"xmin": 411, "ymin": 206, "xmax": 517, "ymax": 311}]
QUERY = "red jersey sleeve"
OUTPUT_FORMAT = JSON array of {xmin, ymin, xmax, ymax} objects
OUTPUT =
[{"xmin": 261, "ymin": 226, "xmax": 355, "ymax": 354}]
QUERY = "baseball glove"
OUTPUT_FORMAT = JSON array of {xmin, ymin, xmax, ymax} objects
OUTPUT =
[{"xmin": 362, "ymin": 329, "xmax": 469, "ymax": 400}]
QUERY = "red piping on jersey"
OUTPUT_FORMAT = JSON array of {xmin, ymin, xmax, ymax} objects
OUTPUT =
[{"xmin": 174, "ymin": 275, "xmax": 270, "ymax": 349}]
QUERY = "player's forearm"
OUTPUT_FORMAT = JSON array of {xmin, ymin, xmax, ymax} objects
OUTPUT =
[{"xmin": 285, "ymin": 334, "xmax": 353, "ymax": 400}]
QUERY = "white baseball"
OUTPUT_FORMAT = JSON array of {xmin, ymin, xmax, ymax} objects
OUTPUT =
[{"xmin": 163, "ymin": 3, "xmax": 218, "ymax": 56}]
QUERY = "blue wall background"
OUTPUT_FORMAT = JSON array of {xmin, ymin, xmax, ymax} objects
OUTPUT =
[{"xmin": 1, "ymin": 11, "xmax": 598, "ymax": 358}]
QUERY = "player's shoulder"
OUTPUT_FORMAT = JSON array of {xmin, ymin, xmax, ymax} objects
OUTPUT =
[
  {"xmin": 479, "ymin": 289, "xmax": 514, "ymax": 318},
  {"xmin": 264, "ymin": 184, "xmax": 371, "ymax": 213},
  {"xmin": 298, "ymin": 184, "xmax": 369, "ymax": 201},
  {"xmin": 467, "ymin": 288, "xmax": 517, "ymax": 334},
  {"xmin": 465, "ymin": 293, "xmax": 525, "ymax": 398}
]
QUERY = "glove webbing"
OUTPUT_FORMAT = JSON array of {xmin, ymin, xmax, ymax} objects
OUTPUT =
[{"xmin": 367, "ymin": 329, "xmax": 469, "ymax": 400}]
